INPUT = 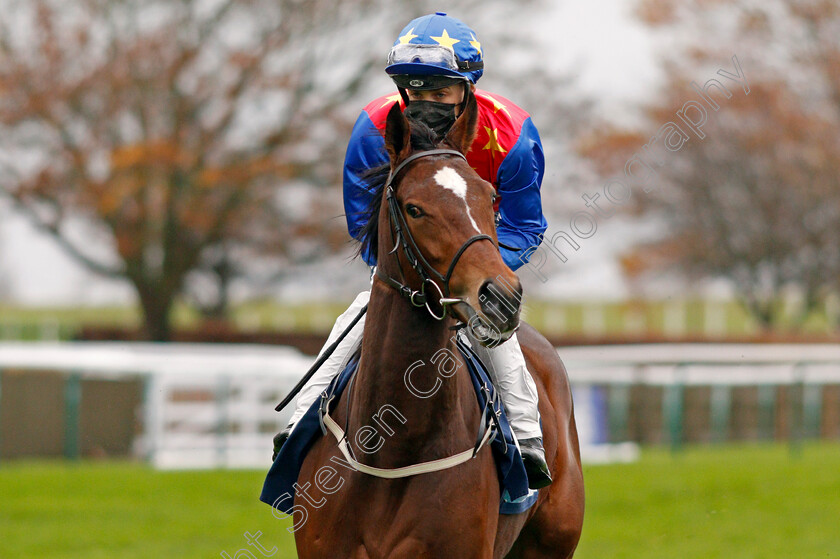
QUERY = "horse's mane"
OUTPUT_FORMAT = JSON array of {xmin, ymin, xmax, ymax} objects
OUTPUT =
[{"xmin": 355, "ymin": 119, "xmax": 441, "ymax": 262}]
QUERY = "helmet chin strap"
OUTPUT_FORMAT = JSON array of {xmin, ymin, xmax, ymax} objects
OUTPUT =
[
  {"xmin": 398, "ymin": 87, "xmax": 410, "ymax": 107},
  {"xmin": 459, "ymin": 81, "xmax": 470, "ymax": 114}
]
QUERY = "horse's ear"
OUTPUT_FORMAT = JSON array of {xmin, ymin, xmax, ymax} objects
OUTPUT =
[
  {"xmin": 443, "ymin": 88, "xmax": 478, "ymax": 154},
  {"xmin": 384, "ymin": 101, "xmax": 412, "ymax": 167}
]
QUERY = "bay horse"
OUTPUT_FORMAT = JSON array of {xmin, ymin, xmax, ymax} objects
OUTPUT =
[{"xmin": 293, "ymin": 94, "xmax": 584, "ymax": 558}]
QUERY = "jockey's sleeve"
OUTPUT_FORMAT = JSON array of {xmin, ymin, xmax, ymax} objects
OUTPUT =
[
  {"xmin": 343, "ymin": 111, "xmax": 390, "ymax": 267},
  {"xmin": 495, "ymin": 117, "xmax": 548, "ymax": 271}
]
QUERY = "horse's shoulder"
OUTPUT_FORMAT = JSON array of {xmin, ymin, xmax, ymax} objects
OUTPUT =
[
  {"xmin": 517, "ymin": 321, "xmax": 572, "ymax": 393},
  {"xmin": 517, "ymin": 321, "xmax": 564, "ymax": 370}
]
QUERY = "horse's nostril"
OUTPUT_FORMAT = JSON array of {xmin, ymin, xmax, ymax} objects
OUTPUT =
[{"xmin": 478, "ymin": 279, "xmax": 521, "ymax": 324}]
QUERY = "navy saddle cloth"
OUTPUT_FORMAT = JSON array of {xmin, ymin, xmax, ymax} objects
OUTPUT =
[{"xmin": 260, "ymin": 335, "xmax": 538, "ymax": 515}]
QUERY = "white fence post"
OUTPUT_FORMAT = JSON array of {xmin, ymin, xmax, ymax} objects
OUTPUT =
[{"xmin": 2, "ymin": 341, "xmax": 840, "ymax": 468}]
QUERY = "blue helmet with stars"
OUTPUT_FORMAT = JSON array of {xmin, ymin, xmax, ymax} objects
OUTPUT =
[{"xmin": 386, "ymin": 12, "xmax": 484, "ymax": 89}]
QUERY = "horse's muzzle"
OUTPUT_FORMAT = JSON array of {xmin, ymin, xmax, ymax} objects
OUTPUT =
[
  {"xmin": 450, "ymin": 296, "xmax": 520, "ymax": 348},
  {"xmin": 478, "ymin": 279, "xmax": 521, "ymax": 330}
]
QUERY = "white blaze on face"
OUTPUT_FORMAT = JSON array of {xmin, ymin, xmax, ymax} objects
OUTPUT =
[{"xmin": 434, "ymin": 166, "xmax": 480, "ymax": 233}]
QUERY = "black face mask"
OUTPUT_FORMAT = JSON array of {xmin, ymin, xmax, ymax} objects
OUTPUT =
[{"xmin": 404, "ymin": 100, "xmax": 458, "ymax": 139}]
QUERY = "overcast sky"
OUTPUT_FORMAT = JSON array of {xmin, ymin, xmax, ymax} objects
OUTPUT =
[{"xmin": 0, "ymin": 0, "xmax": 661, "ymax": 306}]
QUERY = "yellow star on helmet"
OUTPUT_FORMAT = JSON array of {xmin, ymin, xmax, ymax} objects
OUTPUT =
[
  {"xmin": 399, "ymin": 27, "xmax": 418, "ymax": 44},
  {"xmin": 431, "ymin": 29, "xmax": 459, "ymax": 50},
  {"xmin": 470, "ymin": 33, "xmax": 482, "ymax": 56},
  {"xmin": 380, "ymin": 93, "xmax": 402, "ymax": 108},
  {"xmin": 483, "ymin": 127, "xmax": 507, "ymax": 153}
]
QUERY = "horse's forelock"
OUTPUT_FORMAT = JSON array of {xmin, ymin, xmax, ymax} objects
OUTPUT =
[{"xmin": 354, "ymin": 120, "xmax": 447, "ymax": 262}]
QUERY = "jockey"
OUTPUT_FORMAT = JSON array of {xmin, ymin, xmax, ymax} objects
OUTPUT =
[{"xmin": 275, "ymin": 12, "xmax": 551, "ymax": 489}]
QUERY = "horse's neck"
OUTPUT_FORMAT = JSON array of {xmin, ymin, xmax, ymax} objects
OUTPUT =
[{"xmin": 351, "ymin": 281, "xmax": 470, "ymax": 453}]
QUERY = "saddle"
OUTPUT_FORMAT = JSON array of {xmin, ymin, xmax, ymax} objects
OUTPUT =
[{"xmin": 261, "ymin": 335, "xmax": 538, "ymax": 515}]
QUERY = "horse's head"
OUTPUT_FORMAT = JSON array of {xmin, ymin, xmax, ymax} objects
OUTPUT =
[{"xmin": 376, "ymin": 93, "xmax": 522, "ymax": 346}]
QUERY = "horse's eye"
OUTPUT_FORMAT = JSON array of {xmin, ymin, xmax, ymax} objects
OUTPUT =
[
  {"xmin": 491, "ymin": 194, "xmax": 501, "ymax": 204},
  {"xmin": 405, "ymin": 204, "xmax": 424, "ymax": 218}
]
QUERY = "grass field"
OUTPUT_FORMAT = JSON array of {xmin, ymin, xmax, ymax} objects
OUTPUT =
[
  {"xmin": 2, "ymin": 297, "xmax": 838, "ymax": 341},
  {"xmin": 2, "ymin": 443, "xmax": 839, "ymax": 558}
]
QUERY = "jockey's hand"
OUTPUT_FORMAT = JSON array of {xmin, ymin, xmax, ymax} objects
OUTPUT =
[{"xmin": 272, "ymin": 426, "xmax": 292, "ymax": 461}]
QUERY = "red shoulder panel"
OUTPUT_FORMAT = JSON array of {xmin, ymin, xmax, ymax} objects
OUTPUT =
[
  {"xmin": 363, "ymin": 94, "xmax": 404, "ymax": 134},
  {"xmin": 361, "ymin": 89, "xmax": 531, "ymax": 188},
  {"xmin": 467, "ymin": 89, "xmax": 530, "ymax": 187}
]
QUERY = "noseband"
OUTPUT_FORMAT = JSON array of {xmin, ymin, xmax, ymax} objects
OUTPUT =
[{"xmin": 376, "ymin": 149, "xmax": 495, "ymax": 320}]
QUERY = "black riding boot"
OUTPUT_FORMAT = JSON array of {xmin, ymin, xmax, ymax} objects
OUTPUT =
[{"xmin": 520, "ymin": 437, "xmax": 553, "ymax": 489}]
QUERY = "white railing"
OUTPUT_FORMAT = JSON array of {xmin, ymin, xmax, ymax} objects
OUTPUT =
[
  {"xmin": 2, "ymin": 342, "xmax": 839, "ymax": 468},
  {"xmin": 561, "ymin": 344, "xmax": 840, "ymax": 452},
  {"xmin": 0, "ymin": 342, "xmax": 309, "ymax": 468}
]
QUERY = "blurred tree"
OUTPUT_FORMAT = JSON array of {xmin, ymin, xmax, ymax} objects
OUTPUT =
[
  {"xmin": 582, "ymin": 0, "xmax": 840, "ymax": 330},
  {"xmin": 0, "ymin": 202, "xmax": 10, "ymax": 302},
  {"xmin": 0, "ymin": 0, "xmax": 492, "ymax": 339}
]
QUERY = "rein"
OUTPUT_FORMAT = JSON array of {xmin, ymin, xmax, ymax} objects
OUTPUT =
[{"xmin": 376, "ymin": 148, "xmax": 495, "ymax": 320}]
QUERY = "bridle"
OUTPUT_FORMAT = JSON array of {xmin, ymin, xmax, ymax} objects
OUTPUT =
[
  {"xmin": 376, "ymin": 148, "xmax": 496, "ymax": 320},
  {"xmin": 318, "ymin": 149, "xmax": 507, "ymax": 480}
]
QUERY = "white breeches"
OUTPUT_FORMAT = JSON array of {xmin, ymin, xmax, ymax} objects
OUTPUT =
[
  {"xmin": 288, "ymin": 290, "xmax": 542, "ymax": 440},
  {"xmin": 288, "ymin": 290, "xmax": 370, "ymax": 427}
]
